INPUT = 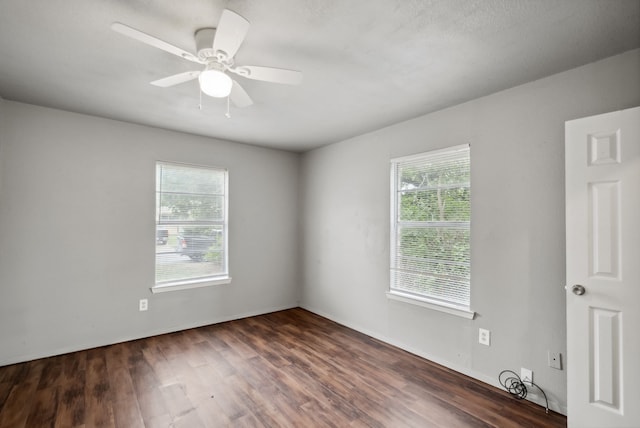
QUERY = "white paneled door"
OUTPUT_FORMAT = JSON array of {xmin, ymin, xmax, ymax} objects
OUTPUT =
[{"xmin": 565, "ymin": 106, "xmax": 640, "ymax": 428}]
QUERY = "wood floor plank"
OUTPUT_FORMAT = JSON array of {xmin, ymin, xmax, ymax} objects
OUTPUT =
[
  {"xmin": 139, "ymin": 338, "xmax": 178, "ymax": 387},
  {"xmin": 0, "ymin": 360, "xmax": 44, "ymax": 428},
  {"xmin": 25, "ymin": 385, "xmax": 59, "ymax": 427},
  {"xmin": 128, "ymin": 340, "xmax": 170, "ymax": 426},
  {"xmin": 0, "ymin": 308, "xmax": 567, "ymax": 427},
  {"xmin": 54, "ymin": 371, "xmax": 86, "ymax": 428},
  {"xmin": 84, "ymin": 349, "xmax": 115, "ymax": 428},
  {"xmin": 192, "ymin": 364, "xmax": 245, "ymax": 422},
  {"xmin": 53, "ymin": 350, "xmax": 86, "ymax": 428},
  {"xmin": 159, "ymin": 382, "xmax": 205, "ymax": 427},
  {"xmin": 105, "ymin": 343, "xmax": 147, "ymax": 428}
]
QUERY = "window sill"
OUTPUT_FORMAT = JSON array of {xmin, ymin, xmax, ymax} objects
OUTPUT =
[
  {"xmin": 151, "ymin": 276, "xmax": 232, "ymax": 294},
  {"xmin": 386, "ymin": 290, "xmax": 476, "ymax": 319}
]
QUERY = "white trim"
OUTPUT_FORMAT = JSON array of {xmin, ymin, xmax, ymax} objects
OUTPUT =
[
  {"xmin": 151, "ymin": 276, "xmax": 232, "ymax": 293},
  {"xmin": 300, "ymin": 304, "xmax": 566, "ymax": 415},
  {"xmin": 386, "ymin": 290, "xmax": 475, "ymax": 319},
  {"xmin": 390, "ymin": 160, "xmax": 399, "ymax": 292},
  {"xmin": 0, "ymin": 303, "xmax": 297, "ymax": 367},
  {"xmin": 154, "ymin": 161, "xmax": 230, "ymax": 286},
  {"xmin": 156, "ymin": 159, "xmax": 229, "ymax": 173},
  {"xmin": 389, "ymin": 143, "xmax": 472, "ymax": 311},
  {"xmin": 390, "ymin": 143, "xmax": 470, "ymax": 164}
]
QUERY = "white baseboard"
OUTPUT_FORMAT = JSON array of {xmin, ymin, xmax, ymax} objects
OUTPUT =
[
  {"xmin": 0, "ymin": 303, "xmax": 297, "ymax": 367},
  {"xmin": 2, "ymin": 303, "xmax": 567, "ymax": 417},
  {"xmin": 300, "ymin": 304, "xmax": 567, "ymax": 416}
]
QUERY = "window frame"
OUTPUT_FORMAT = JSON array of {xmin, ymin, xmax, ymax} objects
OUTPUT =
[
  {"xmin": 151, "ymin": 161, "xmax": 231, "ymax": 294},
  {"xmin": 388, "ymin": 144, "xmax": 474, "ymax": 319}
]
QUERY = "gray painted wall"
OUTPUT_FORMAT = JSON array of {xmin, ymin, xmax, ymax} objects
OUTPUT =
[
  {"xmin": 299, "ymin": 49, "xmax": 640, "ymax": 414},
  {"xmin": 1, "ymin": 49, "xmax": 638, "ymax": 415},
  {"xmin": 0, "ymin": 102, "xmax": 300, "ymax": 365}
]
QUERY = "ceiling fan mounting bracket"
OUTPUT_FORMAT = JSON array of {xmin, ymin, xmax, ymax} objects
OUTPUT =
[
  {"xmin": 194, "ymin": 28, "xmax": 215, "ymax": 51},
  {"xmin": 194, "ymin": 28, "xmax": 216, "ymax": 61}
]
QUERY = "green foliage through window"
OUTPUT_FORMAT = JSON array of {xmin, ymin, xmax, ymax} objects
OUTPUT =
[{"xmin": 390, "ymin": 145, "xmax": 471, "ymax": 307}]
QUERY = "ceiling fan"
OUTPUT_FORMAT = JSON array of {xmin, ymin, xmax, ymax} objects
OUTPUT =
[{"xmin": 111, "ymin": 9, "xmax": 303, "ymax": 109}]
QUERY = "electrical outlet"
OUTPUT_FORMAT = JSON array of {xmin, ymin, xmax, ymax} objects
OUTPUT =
[
  {"xmin": 478, "ymin": 328, "xmax": 491, "ymax": 346},
  {"xmin": 521, "ymin": 367, "xmax": 533, "ymax": 383},
  {"xmin": 139, "ymin": 298, "xmax": 148, "ymax": 312},
  {"xmin": 548, "ymin": 351, "xmax": 562, "ymax": 370}
]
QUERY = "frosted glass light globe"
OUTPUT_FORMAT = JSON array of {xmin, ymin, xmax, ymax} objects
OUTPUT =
[{"xmin": 199, "ymin": 69, "xmax": 233, "ymax": 98}]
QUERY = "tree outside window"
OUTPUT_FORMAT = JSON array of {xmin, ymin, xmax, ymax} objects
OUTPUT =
[{"xmin": 390, "ymin": 145, "xmax": 470, "ymax": 308}]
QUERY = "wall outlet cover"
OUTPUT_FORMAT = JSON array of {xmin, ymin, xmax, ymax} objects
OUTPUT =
[
  {"xmin": 478, "ymin": 328, "xmax": 491, "ymax": 346},
  {"xmin": 521, "ymin": 367, "xmax": 533, "ymax": 383}
]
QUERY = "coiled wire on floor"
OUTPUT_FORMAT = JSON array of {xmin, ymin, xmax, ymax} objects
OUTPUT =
[{"xmin": 499, "ymin": 370, "xmax": 549, "ymax": 414}]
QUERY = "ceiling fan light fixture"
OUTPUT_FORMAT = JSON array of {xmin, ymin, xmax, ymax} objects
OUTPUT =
[{"xmin": 199, "ymin": 69, "xmax": 233, "ymax": 98}]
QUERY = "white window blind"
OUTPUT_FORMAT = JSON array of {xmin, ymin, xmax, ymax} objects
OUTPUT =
[
  {"xmin": 155, "ymin": 162, "xmax": 228, "ymax": 286},
  {"xmin": 390, "ymin": 144, "xmax": 470, "ymax": 309}
]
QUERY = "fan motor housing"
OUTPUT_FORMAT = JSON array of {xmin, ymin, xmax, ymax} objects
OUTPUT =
[{"xmin": 195, "ymin": 28, "xmax": 217, "ymax": 61}]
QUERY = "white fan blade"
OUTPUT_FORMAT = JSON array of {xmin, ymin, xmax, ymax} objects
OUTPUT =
[
  {"xmin": 230, "ymin": 80, "xmax": 253, "ymax": 108},
  {"xmin": 233, "ymin": 66, "xmax": 302, "ymax": 85},
  {"xmin": 151, "ymin": 71, "xmax": 200, "ymax": 87},
  {"xmin": 111, "ymin": 22, "xmax": 201, "ymax": 64},
  {"xmin": 212, "ymin": 10, "xmax": 250, "ymax": 60}
]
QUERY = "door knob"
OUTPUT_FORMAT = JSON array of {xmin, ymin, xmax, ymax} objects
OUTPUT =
[{"xmin": 571, "ymin": 284, "xmax": 586, "ymax": 296}]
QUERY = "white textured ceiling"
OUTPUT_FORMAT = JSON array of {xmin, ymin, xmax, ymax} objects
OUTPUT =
[{"xmin": 0, "ymin": 0, "xmax": 638, "ymax": 151}]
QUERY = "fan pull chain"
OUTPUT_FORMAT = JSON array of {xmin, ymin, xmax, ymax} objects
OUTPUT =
[
  {"xmin": 225, "ymin": 96, "xmax": 231, "ymax": 119},
  {"xmin": 199, "ymin": 89, "xmax": 203, "ymax": 110}
]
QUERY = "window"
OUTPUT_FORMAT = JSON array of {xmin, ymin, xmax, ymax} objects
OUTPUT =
[
  {"xmin": 389, "ymin": 144, "xmax": 472, "ymax": 317},
  {"xmin": 154, "ymin": 162, "xmax": 229, "ymax": 291}
]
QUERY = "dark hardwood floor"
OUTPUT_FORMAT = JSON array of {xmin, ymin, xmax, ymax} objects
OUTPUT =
[{"xmin": 0, "ymin": 308, "xmax": 566, "ymax": 427}]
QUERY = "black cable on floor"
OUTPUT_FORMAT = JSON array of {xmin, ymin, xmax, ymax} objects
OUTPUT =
[{"xmin": 499, "ymin": 369, "xmax": 550, "ymax": 414}]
